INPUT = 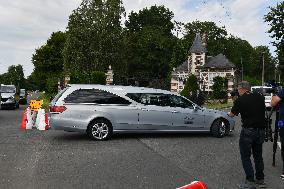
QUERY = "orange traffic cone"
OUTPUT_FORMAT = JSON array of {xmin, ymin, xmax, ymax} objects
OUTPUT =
[
  {"xmin": 20, "ymin": 110, "xmax": 28, "ymax": 129},
  {"xmin": 177, "ymin": 181, "xmax": 208, "ymax": 189},
  {"xmin": 26, "ymin": 107, "xmax": 33, "ymax": 129},
  {"xmin": 36, "ymin": 109, "xmax": 49, "ymax": 131}
]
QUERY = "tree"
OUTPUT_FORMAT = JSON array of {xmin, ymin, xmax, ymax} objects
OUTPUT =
[
  {"xmin": 122, "ymin": 5, "xmax": 175, "ymax": 89},
  {"xmin": 180, "ymin": 75, "xmax": 199, "ymax": 99},
  {"xmin": 264, "ymin": 2, "xmax": 284, "ymax": 49},
  {"xmin": 264, "ymin": 2, "xmax": 284, "ymax": 78},
  {"xmin": 0, "ymin": 65, "xmax": 25, "ymax": 92},
  {"xmin": 64, "ymin": 0, "xmax": 125, "ymax": 84},
  {"xmin": 91, "ymin": 71, "xmax": 106, "ymax": 84},
  {"xmin": 212, "ymin": 76, "xmax": 228, "ymax": 100},
  {"xmin": 184, "ymin": 21, "xmax": 228, "ymax": 56},
  {"xmin": 32, "ymin": 31, "xmax": 66, "ymax": 93},
  {"xmin": 223, "ymin": 36, "xmax": 254, "ymax": 76},
  {"xmin": 252, "ymin": 46, "xmax": 275, "ymax": 82}
]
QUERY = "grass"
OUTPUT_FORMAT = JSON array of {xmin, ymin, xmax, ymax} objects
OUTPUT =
[{"xmin": 203, "ymin": 100, "xmax": 233, "ymax": 109}]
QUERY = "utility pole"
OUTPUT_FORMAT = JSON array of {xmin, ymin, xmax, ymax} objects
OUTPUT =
[{"xmin": 262, "ymin": 52, "xmax": 265, "ymax": 86}]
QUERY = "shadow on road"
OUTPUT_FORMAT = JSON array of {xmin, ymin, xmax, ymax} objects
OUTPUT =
[{"xmin": 50, "ymin": 131, "xmax": 236, "ymax": 142}]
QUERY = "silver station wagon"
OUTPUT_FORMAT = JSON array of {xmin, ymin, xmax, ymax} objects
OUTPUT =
[{"xmin": 49, "ymin": 84, "xmax": 235, "ymax": 140}]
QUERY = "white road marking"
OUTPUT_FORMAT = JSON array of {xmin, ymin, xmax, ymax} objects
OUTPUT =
[{"xmin": 278, "ymin": 142, "xmax": 281, "ymax": 149}]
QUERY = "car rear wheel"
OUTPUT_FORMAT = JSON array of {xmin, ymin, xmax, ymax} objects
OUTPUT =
[
  {"xmin": 87, "ymin": 119, "xmax": 113, "ymax": 141},
  {"xmin": 211, "ymin": 119, "xmax": 229, "ymax": 138}
]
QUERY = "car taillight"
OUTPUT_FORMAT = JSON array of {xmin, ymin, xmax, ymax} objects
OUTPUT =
[{"xmin": 49, "ymin": 106, "xmax": 67, "ymax": 113}]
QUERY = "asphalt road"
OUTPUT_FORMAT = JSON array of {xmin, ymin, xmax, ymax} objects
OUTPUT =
[{"xmin": 0, "ymin": 106, "xmax": 283, "ymax": 189}]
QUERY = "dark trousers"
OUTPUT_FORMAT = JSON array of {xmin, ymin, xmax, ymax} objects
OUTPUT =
[
  {"xmin": 239, "ymin": 128, "xmax": 265, "ymax": 181},
  {"xmin": 280, "ymin": 128, "xmax": 284, "ymax": 174}
]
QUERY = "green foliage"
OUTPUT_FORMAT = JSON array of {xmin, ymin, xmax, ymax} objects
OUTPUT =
[
  {"xmin": 252, "ymin": 46, "xmax": 275, "ymax": 81},
  {"xmin": 224, "ymin": 36, "xmax": 253, "ymax": 75},
  {"xmin": 0, "ymin": 65, "xmax": 25, "ymax": 92},
  {"xmin": 264, "ymin": 2, "xmax": 284, "ymax": 48},
  {"xmin": 212, "ymin": 76, "xmax": 228, "ymax": 99},
  {"xmin": 180, "ymin": 75, "xmax": 199, "ymax": 98},
  {"xmin": 91, "ymin": 71, "xmax": 106, "ymax": 84},
  {"xmin": 170, "ymin": 39, "xmax": 191, "ymax": 69},
  {"xmin": 64, "ymin": 0, "xmax": 124, "ymax": 84},
  {"xmin": 32, "ymin": 31, "xmax": 66, "ymax": 92},
  {"xmin": 122, "ymin": 5, "xmax": 175, "ymax": 89},
  {"xmin": 46, "ymin": 77, "xmax": 59, "ymax": 94},
  {"xmin": 38, "ymin": 92, "xmax": 55, "ymax": 111},
  {"xmin": 243, "ymin": 75, "xmax": 261, "ymax": 86},
  {"xmin": 264, "ymin": 2, "xmax": 284, "ymax": 77},
  {"xmin": 184, "ymin": 21, "xmax": 227, "ymax": 55},
  {"xmin": 179, "ymin": 21, "xmax": 276, "ymax": 84},
  {"xmin": 25, "ymin": 72, "xmax": 40, "ymax": 91}
]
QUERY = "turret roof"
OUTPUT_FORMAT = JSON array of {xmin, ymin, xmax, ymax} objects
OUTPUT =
[{"xmin": 189, "ymin": 33, "xmax": 207, "ymax": 53}]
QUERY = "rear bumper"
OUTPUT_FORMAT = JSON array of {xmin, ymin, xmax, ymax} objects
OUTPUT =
[{"xmin": 49, "ymin": 114, "xmax": 86, "ymax": 133}]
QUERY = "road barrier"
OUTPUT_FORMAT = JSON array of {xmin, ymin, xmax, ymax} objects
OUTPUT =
[
  {"xmin": 20, "ymin": 107, "xmax": 33, "ymax": 130},
  {"xmin": 177, "ymin": 181, "xmax": 208, "ymax": 189},
  {"xmin": 35, "ymin": 109, "xmax": 49, "ymax": 130},
  {"xmin": 20, "ymin": 105, "xmax": 49, "ymax": 131}
]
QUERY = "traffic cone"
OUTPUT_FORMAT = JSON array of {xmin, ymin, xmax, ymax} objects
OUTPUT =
[
  {"xmin": 20, "ymin": 109, "xmax": 28, "ymax": 129},
  {"xmin": 36, "ymin": 109, "xmax": 48, "ymax": 131},
  {"xmin": 26, "ymin": 107, "xmax": 33, "ymax": 129},
  {"xmin": 177, "ymin": 181, "xmax": 208, "ymax": 189}
]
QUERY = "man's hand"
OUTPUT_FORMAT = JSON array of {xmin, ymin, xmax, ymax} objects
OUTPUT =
[
  {"xmin": 271, "ymin": 95, "xmax": 281, "ymax": 107},
  {"xmin": 227, "ymin": 112, "xmax": 235, "ymax": 117}
]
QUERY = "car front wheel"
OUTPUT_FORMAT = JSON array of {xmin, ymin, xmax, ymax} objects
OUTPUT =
[
  {"xmin": 87, "ymin": 119, "xmax": 113, "ymax": 141},
  {"xmin": 211, "ymin": 119, "xmax": 229, "ymax": 138}
]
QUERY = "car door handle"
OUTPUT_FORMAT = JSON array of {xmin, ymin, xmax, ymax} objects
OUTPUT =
[
  {"xmin": 172, "ymin": 110, "xmax": 180, "ymax": 113},
  {"xmin": 141, "ymin": 108, "xmax": 148, "ymax": 111}
]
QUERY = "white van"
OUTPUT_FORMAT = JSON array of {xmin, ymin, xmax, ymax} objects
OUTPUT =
[
  {"xmin": 251, "ymin": 86, "xmax": 273, "ymax": 109},
  {"xmin": 0, "ymin": 84, "xmax": 19, "ymax": 109}
]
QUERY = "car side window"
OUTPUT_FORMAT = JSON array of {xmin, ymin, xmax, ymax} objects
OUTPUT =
[
  {"xmin": 64, "ymin": 89, "xmax": 131, "ymax": 105},
  {"xmin": 169, "ymin": 95, "xmax": 194, "ymax": 108},
  {"xmin": 126, "ymin": 93, "xmax": 171, "ymax": 107}
]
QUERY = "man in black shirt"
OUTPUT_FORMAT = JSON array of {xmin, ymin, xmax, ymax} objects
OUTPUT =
[{"xmin": 228, "ymin": 81, "xmax": 266, "ymax": 189}]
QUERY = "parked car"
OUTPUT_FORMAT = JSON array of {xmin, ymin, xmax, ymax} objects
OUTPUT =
[
  {"xmin": 19, "ymin": 89, "xmax": 27, "ymax": 105},
  {"xmin": 49, "ymin": 84, "xmax": 235, "ymax": 141},
  {"xmin": 251, "ymin": 86, "xmax": 274, "ymax": 109},
  {"xmin": 0, "ymin": 84, "xmax": 19, "ymax": 109}
]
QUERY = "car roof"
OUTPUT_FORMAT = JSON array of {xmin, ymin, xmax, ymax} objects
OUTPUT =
[{"xmin": 67, "ymin": 84, "xmax": 174, "ymax": 96}]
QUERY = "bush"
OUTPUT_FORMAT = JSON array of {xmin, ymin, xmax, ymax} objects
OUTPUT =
[
  {"xmin": 212, "ymin": 76, "xmax": 228, "ymax": 100},
  {"xmin": 180, "ymin": 75, "xmax": 199, "ymax": 99}
]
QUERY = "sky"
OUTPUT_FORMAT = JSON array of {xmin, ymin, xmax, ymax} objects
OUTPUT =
[{"xmin": 0, "ymin": 0, "xmax": 281, "ymax": 77}]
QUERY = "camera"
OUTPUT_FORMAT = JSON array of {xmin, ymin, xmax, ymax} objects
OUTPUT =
[{"xmin": 230, "ymin": 89, "xmax": 239, "ymax": 98}]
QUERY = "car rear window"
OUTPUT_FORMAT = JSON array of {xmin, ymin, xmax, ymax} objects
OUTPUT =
[
  {"xmin": 51, "ymin": 87, "xmax": 68, "ymax": 103},
  {"xmin": 64, "ymin": 89, "xmax": 131, "ymax": 105}
]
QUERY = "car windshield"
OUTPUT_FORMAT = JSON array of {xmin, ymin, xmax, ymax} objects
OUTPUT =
[{"xmin": 1, "ymin": 86, "xmax": 16, "ymax": 93}]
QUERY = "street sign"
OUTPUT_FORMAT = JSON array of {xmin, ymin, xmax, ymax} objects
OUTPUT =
[{"xmin": 29, "ymin": 100, "xmax": 43, "ymax": 112}]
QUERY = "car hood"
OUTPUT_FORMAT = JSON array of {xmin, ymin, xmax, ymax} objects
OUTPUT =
[{"xmin": 1, "ymin": 93, "xmax": 15, "ymax": 98}]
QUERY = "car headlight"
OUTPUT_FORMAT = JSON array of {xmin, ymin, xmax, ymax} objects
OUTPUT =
[{"xmin": 7, "ymin": 97, "xmax": 15, "ymax": 103}]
